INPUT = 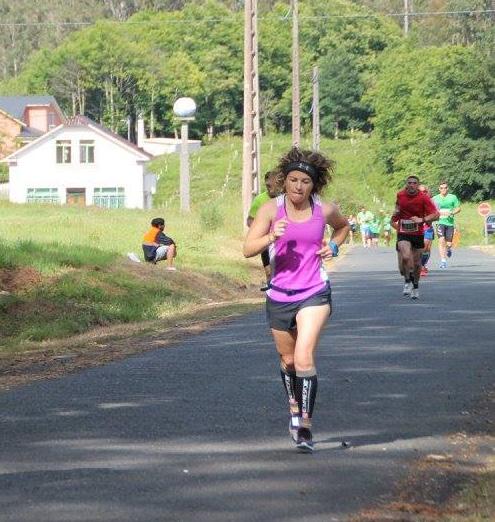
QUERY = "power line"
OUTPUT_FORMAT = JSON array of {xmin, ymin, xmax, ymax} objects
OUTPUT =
[
  {"xmin": 300, "ymin": 9, "xmax": 495, "ymax": 20},
  {"xmin": 0, "ymin": 9, "xmax": 493, "ymax": 27}
]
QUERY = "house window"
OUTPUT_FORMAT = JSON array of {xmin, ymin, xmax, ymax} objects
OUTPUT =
[
  {"xmin": 48, "ymin": 112, "xmax": 56, "ymax": 129},
  {"xmin": 80, "ymin": 140, "xmax": 95, "ymax": 164},
  {"xmin": 93, "ymin": 187, "xmax": 125, "ymax": 209},
  {"xmin": 56, "ymin": 140, "xmax": 71, "ymax": 163},
  {"xmin": 26, "ymin": 188, "xmax": 59, "ymax": 204}
]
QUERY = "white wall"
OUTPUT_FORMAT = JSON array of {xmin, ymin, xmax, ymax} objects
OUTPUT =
[
  {"xmin": 9, "ymin": 126, "xmax": 153, "ymax": 209},
  {"xmin": 142, "ymin": 138, "xmax": 201, "ymax": 157}
]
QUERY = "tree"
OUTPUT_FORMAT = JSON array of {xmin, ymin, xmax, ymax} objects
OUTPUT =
[
  {"xmin": 319, "ymin": 49, "xmax": 370, "ymax": 136},
  {"xmin": 368, "ymin": 42, "xmax": 495, "ymax": 199}
]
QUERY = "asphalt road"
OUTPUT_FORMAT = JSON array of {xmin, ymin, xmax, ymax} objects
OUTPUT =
[{"xmin": 1, "ymin": 247, "xmax": 494, "ymax": 522}]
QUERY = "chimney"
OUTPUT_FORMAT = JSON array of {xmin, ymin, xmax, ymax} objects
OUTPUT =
[{"xmin": 137, "ymin": 114, "xmax": 145, "ymax": 148}]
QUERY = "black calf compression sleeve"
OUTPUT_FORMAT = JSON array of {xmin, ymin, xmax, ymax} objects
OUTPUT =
[
  {"xmin": 280, "ymin": 363, "xmax": 299, "ymax": 415},
  {"xmin": 295, "ymin": 369, "xmax": 318, "ymax": 427}
]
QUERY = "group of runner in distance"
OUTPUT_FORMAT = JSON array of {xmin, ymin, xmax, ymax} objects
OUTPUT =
[{"xmin": 243, "ymin": 146, "xmax": 461, "ymax": 453}]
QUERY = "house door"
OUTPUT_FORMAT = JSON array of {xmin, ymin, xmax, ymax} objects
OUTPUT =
[{"xmin": 66, "ymin": 188, "xmax": 86, "ymax": 206}]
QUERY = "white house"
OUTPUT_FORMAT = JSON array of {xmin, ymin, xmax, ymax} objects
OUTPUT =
[{"xmin": 2, "ymin": 115, "xmax": 156, "ymax": 209}]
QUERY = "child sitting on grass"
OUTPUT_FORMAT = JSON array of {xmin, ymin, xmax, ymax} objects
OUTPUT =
[{"xmin": 141, "ymin": 217, "xmax": 177, "ymax": 271}]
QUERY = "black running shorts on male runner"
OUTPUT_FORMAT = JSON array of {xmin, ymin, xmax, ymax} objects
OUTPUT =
[
  {"xmin": 436, "ymin": 224, "xmax": 455, "ymax": 242},
  {"xmin": 266, "ymin": 282, "xmax": 332, "ymax": 331},
  {"xmin": 396, "ymin": 233, "xmax": 425, "ymax": 250}
]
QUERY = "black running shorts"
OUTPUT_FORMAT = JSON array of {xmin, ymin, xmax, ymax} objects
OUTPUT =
[
  {"xmin": 436, "ymin": 224, "xmax": 455, "ymax": 242},
  {"xmin": 266, "ymin": 282, "xmax": 332, "ymax": 331},
  {"xmin": 260, "ymin": 248, "xmax": 270, "ymax": 268},
  {"xmin": 396, "ymin": 233, "xmax": 425, "ymax": 250}
]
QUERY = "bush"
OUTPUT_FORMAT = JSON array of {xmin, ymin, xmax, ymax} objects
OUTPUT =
[
  {"xmin": 200, "ymin": 204, "xmax": 223, "ymax": 231},
  {"xmin": 0, "ymin": 164, "xmax": 8, "ymax": 183}
]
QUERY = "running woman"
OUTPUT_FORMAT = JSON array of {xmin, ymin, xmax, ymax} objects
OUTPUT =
[
  {"xmin": 243, "ymin": 147, "xmax": 349, "ymax": 452},
  {"xmin": 418, "ymin": 185, "xmax": 435, "ymax": 276},
  {"xmin": 432, "ymin": 182, "xmax": 461, "ymax": 269},
  {"xmin": 391, "ymin": 176, "xmax": 439, "ymax": 300}
]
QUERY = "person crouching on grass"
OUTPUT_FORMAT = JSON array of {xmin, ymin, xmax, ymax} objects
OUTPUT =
[
  {"xmin": 142, "ymin": 217, "xmax": 177, "ymax": 271},
  {"xmin": 243, "ymin": 147, "xmax": 349, "ymax": 453}
]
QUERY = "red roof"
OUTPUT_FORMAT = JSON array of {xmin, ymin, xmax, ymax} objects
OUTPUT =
[{"xmin": 65, "ymin": 115, "xmax": 153, "ymax": 159}]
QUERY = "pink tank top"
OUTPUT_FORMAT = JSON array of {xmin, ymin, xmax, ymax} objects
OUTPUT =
[{"xmin": 267, "ymin": 194, "xmax": 329, "ymax": 303}]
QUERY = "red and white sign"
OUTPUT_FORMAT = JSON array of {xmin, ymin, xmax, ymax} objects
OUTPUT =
[{"xmin": 477, "ymin": 202, "xmax": 492, "ymax": 217}]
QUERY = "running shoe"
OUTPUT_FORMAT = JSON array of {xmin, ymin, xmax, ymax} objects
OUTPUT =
[
  {"xmin": 403, "ymin": 282, "xmax": 413, "ymax": 296},
  {"xmin": 296, "ymin": 427, "xmax": 314, "ymax": 453},
  {"xmin": 411, "ymin": 288, "xmax": 419, "ymax": 300},
  {"xmin": 447, "ymin": 247, "xmax": 452, "ymax": 258},
  {"xmin": 440, "ymin": 260, "xmax": 447, "ymax": 269},
  {"xmin": 289, "ymin": 416, "xmax": 300, "ymax": 442}
]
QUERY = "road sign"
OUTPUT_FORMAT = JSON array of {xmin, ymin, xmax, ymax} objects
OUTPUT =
[{"xmin": 477, "ymin": 202, "xmax": 492, "ymax": 217}]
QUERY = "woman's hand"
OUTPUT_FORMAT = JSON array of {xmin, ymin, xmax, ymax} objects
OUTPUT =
[
  {"xmin": 272, "ymin": 218, "xmax": 289, "ymax": 239},
  {"xmin": 316, "ymin": 240, "xmax": 335, "ymax": 260}
]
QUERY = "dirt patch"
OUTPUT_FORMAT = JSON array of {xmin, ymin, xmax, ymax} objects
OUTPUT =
[
  {"xmin": 0, "ymin": 266, "xmax": 42, "ymax": 293},
  {"xmin": 350, "ymin": 388, "xmax": 495, "ymax": 521},
  {"xmin": 350, "ymin": 426, "xmax": 495, "ymax": 522}
]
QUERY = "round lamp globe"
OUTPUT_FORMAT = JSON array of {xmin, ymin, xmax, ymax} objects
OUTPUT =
[{"xmin": 173, "ymin": 97, "xmax": 197, "ymax": 118}]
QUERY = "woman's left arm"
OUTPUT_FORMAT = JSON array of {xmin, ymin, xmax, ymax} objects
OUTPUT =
[
  {"xmin": 325, "ymin": 203, "xmax": 350, "ymax": 246},
  {"xmin": 317, "ymin": 203, "xmax": 350, "ymax": 259}
]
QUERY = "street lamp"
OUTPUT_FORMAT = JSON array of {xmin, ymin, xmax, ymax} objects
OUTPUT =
[{"xmin": 173, "ymin": 97, "xmax": 196, "ymax": 212}]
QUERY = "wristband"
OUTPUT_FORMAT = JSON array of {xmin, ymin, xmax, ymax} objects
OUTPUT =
[{"xmin": 328, "ymin": 240, "xmax": 339, "ymax": 257}]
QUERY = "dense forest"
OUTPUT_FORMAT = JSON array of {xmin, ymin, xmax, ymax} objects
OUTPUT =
[{"xmin": 0, "ymin": 0, "xmax": 494, "ymax": 198}]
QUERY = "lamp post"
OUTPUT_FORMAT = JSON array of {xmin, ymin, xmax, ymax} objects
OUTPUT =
[{"xmin": 173, "ymin": 97, "xmax": 196, "ymax": 212}]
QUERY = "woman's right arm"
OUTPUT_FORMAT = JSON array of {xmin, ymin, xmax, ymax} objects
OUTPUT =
[{"xmin": 243, "ymin": 201, "xmax": 277, "ymax": 258}]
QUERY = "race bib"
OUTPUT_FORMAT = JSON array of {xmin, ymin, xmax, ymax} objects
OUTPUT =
[
  {"xmin": 399, "ymin": 219, "xmax": 419, "ymax": 233},
  {"xmin": 439, "ymin": 208, "xmax": 451, "ymax": 218}
]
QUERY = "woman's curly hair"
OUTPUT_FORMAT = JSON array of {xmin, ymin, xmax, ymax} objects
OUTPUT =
[{"xmin": 275, "ymin": 147, "xmax": 334, "ymax": 195}]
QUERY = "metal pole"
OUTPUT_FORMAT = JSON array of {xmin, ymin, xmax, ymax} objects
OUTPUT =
[
  {"xmin": 312, "ymin": 65, "xmax": 320, "ymax": 152},
  {"xmin": 180, "ymin": 120, "xmax": 190, "ymax": 212},
  {"xmin": 292, "ymin": 0, "xmax": 300, "ymax": 147},
  {"xmin": 252, "ymin": 0, "xmax": 261, "ymax": 192},
  {"xmin": 242, "ymin": 0, "xmax": 260, "ymax": 229}
]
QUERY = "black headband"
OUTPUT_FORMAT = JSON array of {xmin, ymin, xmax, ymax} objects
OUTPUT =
[{"xmin": 283, "ymin": 161, "xmax": 318, "ymax": 182}]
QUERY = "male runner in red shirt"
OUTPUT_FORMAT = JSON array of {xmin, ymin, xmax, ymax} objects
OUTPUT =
[{"xmin": 391, "ymin": 175, "xmax": 439, "ymax": 299}]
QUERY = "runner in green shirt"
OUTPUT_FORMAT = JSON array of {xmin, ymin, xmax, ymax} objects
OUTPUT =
[
  {"xmin": 379, "ymin": 209, "xmax": 392, "ymax": 246},
  {"xmin": 357, "ymin": 207, "xmax": 374, "ymax": 248},
  {"xmin": 432, "ymin": 181, "xmax": 461, "ymax": 269},
  {"xmin": 368, "ymin": 216, "xmax": 381, "ymax": 247}
]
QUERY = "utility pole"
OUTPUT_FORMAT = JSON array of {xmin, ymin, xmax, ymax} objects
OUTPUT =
[
  {"xmin": 292, "ymin": 0, "xmax": 300, "ymax": 147},
  {"xmin": 404, "ymin": 0, "xmax": 410, "ymax": 36},
  {"xmin": 242, "ymin": 0, "xmax": 261, "ymax": 228},
  {"xmin": 312, "ymin": 65, "xmax": 320, "ymax": 152}
]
